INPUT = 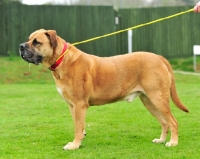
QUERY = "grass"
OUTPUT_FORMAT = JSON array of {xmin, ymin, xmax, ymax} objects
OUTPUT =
[
  {"xmin": 169, "ymin": 56, "xmax": 200, "ymax": 72},
  {"xmin": 0, "ymin": 56, "xmax": 53, "ymax": 84},
  {"xmin": 0, "ymin": 56, "xmax": 200, "ymax": 158}
]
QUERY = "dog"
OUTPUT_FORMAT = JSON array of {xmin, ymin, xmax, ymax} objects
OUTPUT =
[{"xmin": 19, "ymin": 29, "xmax": 189, "ymax": 150}]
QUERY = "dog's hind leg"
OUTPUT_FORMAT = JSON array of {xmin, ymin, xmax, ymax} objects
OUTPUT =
[
  {"xmin": 63, "ymin": 101, "xmax": 88, "ymax": 150},
  {"xmin": 144, "ymin": 91, "xmax": 178, "ymax": 147},
  {"xmin": 139, "ymin": 94, "xmax": 169, "ymax": 144}
]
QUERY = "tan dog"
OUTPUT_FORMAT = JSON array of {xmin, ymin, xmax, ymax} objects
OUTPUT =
[{"xmin": 19, "ymin": 29, "xmax": 189, "ymax": 150}]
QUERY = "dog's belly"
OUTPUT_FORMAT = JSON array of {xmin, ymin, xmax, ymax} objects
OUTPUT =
[
  {"xmin": 89, "ymin": 90, "xmax": 142, "ymax": 106},
  {"xmin": 89, "ymin": 92, "xmax": 141, "ymax": 106},
  {"xmin": 57, "ymin": 83, "xmax": 142, "ymax": 106}
]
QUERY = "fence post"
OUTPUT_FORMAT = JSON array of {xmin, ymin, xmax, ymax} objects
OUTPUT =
[{"xmin": 128, "ymin": 30, "xmax": 132, "ymax": 53}]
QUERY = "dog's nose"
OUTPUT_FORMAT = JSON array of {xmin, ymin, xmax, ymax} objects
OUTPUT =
[{"xmin": 19, "ymin": 43, "xmax": 26, "ymax": 52}]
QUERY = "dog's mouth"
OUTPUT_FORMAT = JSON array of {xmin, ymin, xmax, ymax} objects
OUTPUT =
[{"xmin": 19, "ymin": 43, "xmax": 43, "ymax": 65}]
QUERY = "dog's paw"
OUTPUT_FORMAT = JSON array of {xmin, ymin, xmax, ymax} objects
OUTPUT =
[
  {"xmin": 63, "ymin": 142, "xmax": 81, "ymax": 150},
  {"xmin": 152, "ymin": 138, "xmax": 165, "ymax": 144},
  {"xmin": 165, "ymin": 141, "xmax": 178, "ymax": 147}
]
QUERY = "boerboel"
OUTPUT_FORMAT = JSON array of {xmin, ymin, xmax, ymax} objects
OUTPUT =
[{"xmin": 19, "ymin": 29, "xmax": 189, "ymax": 150}]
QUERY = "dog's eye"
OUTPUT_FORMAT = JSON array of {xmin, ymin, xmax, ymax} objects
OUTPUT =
[{"xmin": 32, "ymin": 39, "xmax": 41, "ymax": 46}]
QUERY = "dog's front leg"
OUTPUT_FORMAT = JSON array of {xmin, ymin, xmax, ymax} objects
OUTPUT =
[
  {"xmin": 63, "ymin": 101, "xmax": 88, "ymax": 150},
  {"xmin": 68, "ymin": 104, "xmax": 87, "ymax": 138}
]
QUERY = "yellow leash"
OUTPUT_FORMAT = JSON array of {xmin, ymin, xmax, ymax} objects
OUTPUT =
[
  {"xmin": 72, "ymin": 8, "xmax": 194, "ymax": 46},
  {"xmin": 56, "ymin": 48, "xmax": 69, "ymax": 61}
]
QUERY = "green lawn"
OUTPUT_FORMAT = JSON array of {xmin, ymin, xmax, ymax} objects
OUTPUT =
[{"xmin": 0, "ymin": 57, "xmax": 200, "ymax": 158}]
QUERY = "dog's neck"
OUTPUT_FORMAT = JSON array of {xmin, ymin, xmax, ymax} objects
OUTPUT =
[
  {"xmin": 49, "ymin": 42, "xmax": 68, "ymax": 71},
  {"xmin": 50, "ymin": 43, "xmax": 83, "ymax": 79}
]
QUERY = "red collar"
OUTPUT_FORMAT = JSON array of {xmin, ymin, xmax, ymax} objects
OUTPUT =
[{"xmin": 49, "ymin": 43, "xmax": 68, "ymax": 71}]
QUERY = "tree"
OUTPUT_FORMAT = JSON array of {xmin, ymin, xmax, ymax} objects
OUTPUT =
[
  {"xmin": 74, "ymin": 0, "xmax": 151, "ymax": 8},
  {"xmin": 181, "ymin": 0, "xmax": 195, "ymax": 5},
  {"xmin": 148, "ymin": 0, "xmax": 199, "ymax": 7},
  {"xmin": 0, "ymin": 0, "xmax": 22, "ymax": 5},
  {"xmin": 73, "ymin": 0, "xmax": 198, "ymax": 8}
]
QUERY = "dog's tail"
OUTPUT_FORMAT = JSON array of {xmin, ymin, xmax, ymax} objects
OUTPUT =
[{"xmin": 159, "ymin": 55, "xmax": 189, "ymax": 113}]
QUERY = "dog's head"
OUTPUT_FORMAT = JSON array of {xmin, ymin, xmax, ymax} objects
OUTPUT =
[{"xmin": 19, "ymin": 29, "xmax": 58, "ymax": 65}]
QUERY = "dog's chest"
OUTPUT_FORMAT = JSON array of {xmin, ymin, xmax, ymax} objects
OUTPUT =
[
  {"xmin": 57, "ymin": 87, "xmax": 64, "ymax": 98},
  {"xmin": 56, "ymin": 87, "xmax": 73, "ymax": 105}
]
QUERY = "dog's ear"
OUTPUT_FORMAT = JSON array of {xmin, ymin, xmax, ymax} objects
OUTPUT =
[{"xmin": 45, "ymin": 30, "xmax": 57, "ymax": 48}]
